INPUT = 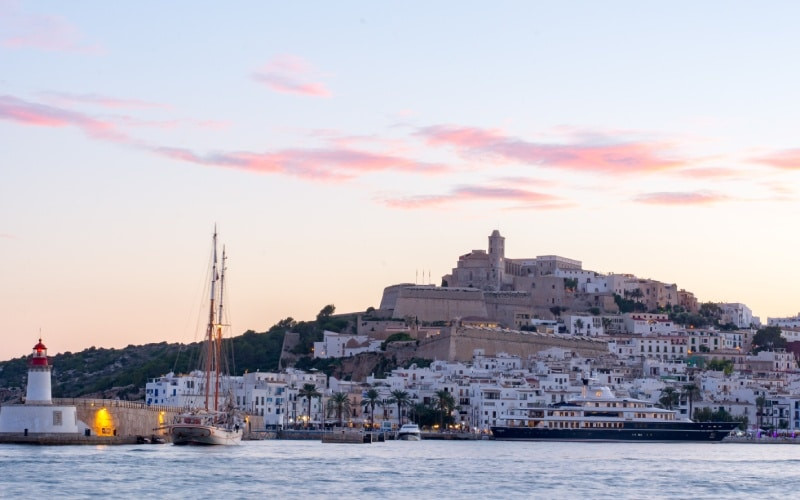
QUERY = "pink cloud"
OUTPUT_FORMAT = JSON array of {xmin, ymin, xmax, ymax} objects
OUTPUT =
[
  {"xmin": 39, "ymin": 92, "xmax": 167, "ymax": 109},
  {"xmin": 754, "ymin": 149, "xmax": 800, "ymax": 170},
  {"xmin": 0, "ymin": 4, "xmax": 102, "ymax": 53},
  {"xmin": 634, "ymin": 191, "xmax": 728, "ymax": 205},
  {"xmin": 252, "ymin": 56, "xmax": 331, "ymax": 97},
  {"xmin": 0, "ymin": 95, "xmax": 127, "ymax": 141},
  {"xmin": 416, "ymin": 125, "xmax": 683, "ymax": 174},
  {"xmin": 151, "ymin": 145, "xmax": 447, "ymax": 180},
  {"xmin": 383, "ymin": 184, "xmax": 566, "ymax": 210}
]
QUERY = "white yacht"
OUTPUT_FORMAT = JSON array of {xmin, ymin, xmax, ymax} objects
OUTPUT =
[
  {"xmin": 491, "ymin": 381, "xmax": 737, "ymax": 442},
  {"xmin": 397, "ymin": 423, "xmax": 421, "ymax": 441}
]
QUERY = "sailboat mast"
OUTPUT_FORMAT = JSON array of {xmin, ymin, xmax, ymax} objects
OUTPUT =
[
  {"xmin": 204, "ymin": 230, "xmax": 218, "ymax": 411},
  {"xmin": 214, "ymin": 245, "xmax": 227, "ymax": 412}
]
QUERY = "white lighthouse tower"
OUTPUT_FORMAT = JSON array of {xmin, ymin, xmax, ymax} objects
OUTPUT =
[
  {"xmin": 26, "ymin": 339, "xmax": 53, "ymax": 404},
  {"xmin": 0, "ymin": 338, "xmax": 83, "ymax": 435}
]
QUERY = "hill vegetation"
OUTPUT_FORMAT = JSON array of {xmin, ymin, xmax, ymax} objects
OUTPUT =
[{"xmin": 0, "ymin": 305, "xmax": 356, "ymax": 403}]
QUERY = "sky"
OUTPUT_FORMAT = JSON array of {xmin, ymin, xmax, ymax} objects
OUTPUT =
[{"xmin": 2, "ymin": 1, "xmax": 799, "ymax": 361}]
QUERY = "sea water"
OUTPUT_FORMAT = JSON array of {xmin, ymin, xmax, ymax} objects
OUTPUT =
[{"xmin": 1, "ymin": 440, "xmax": 798, "ymax": 499}]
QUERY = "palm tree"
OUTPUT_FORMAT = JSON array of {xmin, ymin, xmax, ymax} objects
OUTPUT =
[
  {"xmin": 756, "ymin": 395, "xmax": 767, "ymax": 430},
  {"xmin": 361, "ymin": 388, "xmax": 382, "ymax": 429},
  {"xmin": 298, "ymin": 383, "xmax": 321, "ymax": 428},
  {"xmin": 327, "ymin": 391, "xmax": 351, "ymax": 427},
  {"xmin": 682, "ymin": 383, "xmax": 701, "ymax": 420},
  {"xmin": 574, "ymin": 318, "xmax": 584, "ymax": 335},
  {"xmin": 316, "ymin": 393, "xmax": 325, "ymax": 429},
  {"xmin": 434, "ymin": 389, "xmax": 456, "ymax": 431},
  {"xmin": 658, "ymin": 387, "xmax": 679, "ymax": 410},
  {"xmin": 389, "ymin": 389, "xmax": 411, "ymax": 426}
]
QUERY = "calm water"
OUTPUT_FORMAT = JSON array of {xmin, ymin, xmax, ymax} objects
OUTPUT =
[{"xmin": 2, "ymin": 440, "xmax": 799, "ymax": 499}]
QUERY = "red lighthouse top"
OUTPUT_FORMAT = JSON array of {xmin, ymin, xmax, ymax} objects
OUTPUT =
[{"xmin": 30, "ymin": 338, "xmax": 49, "ymax": 366}]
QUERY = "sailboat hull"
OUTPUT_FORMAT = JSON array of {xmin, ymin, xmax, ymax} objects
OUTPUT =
[{"xmin": 170, "ymin": 422, "xmax": 242, "ymax": 446}]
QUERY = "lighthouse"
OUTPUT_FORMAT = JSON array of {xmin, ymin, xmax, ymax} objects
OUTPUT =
[
  {"xmin": 26, "ymin": 339, "xmax": 53, "ymax": 404},
  {"xmin": 0, "ymin": 337, "xmax": 83, "ymax": 436}
]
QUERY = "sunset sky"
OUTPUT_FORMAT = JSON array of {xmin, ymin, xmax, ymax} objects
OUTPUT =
[{"xmin": 2, "ymin": 1, "xmax": 799, "ymax": 360}]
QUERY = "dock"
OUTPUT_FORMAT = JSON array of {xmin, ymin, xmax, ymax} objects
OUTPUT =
[{"xmin": 0, "ymin": 432, "xmax": 149, "ymax": 445}]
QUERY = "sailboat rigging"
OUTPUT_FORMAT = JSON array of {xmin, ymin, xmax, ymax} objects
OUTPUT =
[{"xmin": 169, "ymin": 229, "xmax": 243, "ymax": 445}]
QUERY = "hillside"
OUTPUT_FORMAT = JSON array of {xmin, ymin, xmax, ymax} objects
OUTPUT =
[{"xmin": 0, "ymin": 305, "xmax": 355, "ymax": 403}]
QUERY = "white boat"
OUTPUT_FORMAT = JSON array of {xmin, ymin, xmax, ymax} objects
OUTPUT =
[
  {"xmin": 397, "ymin": 424, "xmax": 421, "ymax": 441},
  {"xmin": 170, "ymin": 230, "xmax": 243, "ymax": 446}
]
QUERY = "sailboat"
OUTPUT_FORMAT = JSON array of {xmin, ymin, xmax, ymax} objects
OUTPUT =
[{"xmin": 170, "ymin": 230, "xmax": 243, "ymax": 445}]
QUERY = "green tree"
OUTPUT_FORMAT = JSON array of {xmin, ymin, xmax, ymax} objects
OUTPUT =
[
  {"xmin": 380, "ymin": 332, "xmax": 414, "ymax": 351},
  {"xmin": 412, "ymin": 402, "xmax": 437, "ymax": 428},
  {"xmin": 317, "ymin": 304, "xmax": 336, "ymax": 322},
  {"xmin": 574, "ymin": 318, "xmax": 585, "ymax": 335},
  {"xmin": 752, "ymin": 326, "xmax": 787, "ymax": 354},
  {"xmin": 699, "ymin": 302, "xmax": 721, "ymax": 319},
  {"xmin": 564, "ymin": 278, "xmax": 579, "ymax": 291},
  {"xmin": 389, "ymin": 389, "xmax": 411, "ymax": 426},
  {"xmin": 693, "ymin": 407, "xmax": 713, "ymax": 422},
  {"xmin": 706, "ymin": 359, "xmax": 734, "ymax": 374},
  {"xmin": 298, "ymin": 383, "xmax": 321, "ymax": 428},
  {"xmin": 434, "ymin": 389, "xmax": 457, "ymax": 431},
  {"xmin": 362, "ymin": 388, "xmax": 382, "ymax": 428},
  {"xmin": 327, "ymin": 392, "xmax": 352, "ymax": 427}
]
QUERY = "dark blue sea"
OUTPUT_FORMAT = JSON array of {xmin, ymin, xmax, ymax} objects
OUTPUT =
[{"xmin": 2, "ymin": 440, "xmax": 797, "ymax": 498}]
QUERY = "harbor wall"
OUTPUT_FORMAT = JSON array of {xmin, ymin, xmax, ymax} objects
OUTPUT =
[
  {"xmin": 55, "ymin": 398, "xmax": 178, "ymax": 438},
  {"xmin": 55, "ymin": 399, "xmax": 265, "ymax": 440}
]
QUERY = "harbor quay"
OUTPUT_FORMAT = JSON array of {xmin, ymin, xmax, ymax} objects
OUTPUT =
[{"xmin": 0, "ymin": 398, "xmax": 267, "ymax": 445}]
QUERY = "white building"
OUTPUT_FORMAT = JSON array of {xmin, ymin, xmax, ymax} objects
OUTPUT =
[
  {"xmin": 145, "ymin": 368, "xmax": 328, "ymax": 429},
  {"xmin": 768, "ymin": 313, "xmax": 800, "ymax": 329},
  {"xmin": 313, "ymin": 330, "xmax": 382, "ymax": 359},
  {"xmin": 719, "ymin": 303, "xmax": 755, "ymax": 329},
  {"xmin": 623, "ymin": 313, "xmax": 675, "ymax": 336}
]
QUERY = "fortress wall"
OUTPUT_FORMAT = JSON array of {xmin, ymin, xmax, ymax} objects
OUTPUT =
[
  {"xmin": 484, "ymin": 292, "xmax": 533, "ymax": 327},
  {"xmin": 379, "ymin": 283, "xmax": 415, "ymax": 310},
  {"xmin": 414, "ymin": 327, "xmax": 609, "ymax": 362},
  {"xmin": 392, "ymin": 287, "xmax": 488, "ymax": 322},
  {"xmin": 393, "ymin": 297, "xmax": 487, "ymax": 322}
]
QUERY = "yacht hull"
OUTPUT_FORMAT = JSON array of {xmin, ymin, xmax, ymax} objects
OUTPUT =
[
  {"xmin": 397, "ymin": 433, "xmax": 421, "ymax": 441},
  {"xmin": 491, "ymin": 422, "xmax": 738, "ymax": 442}
]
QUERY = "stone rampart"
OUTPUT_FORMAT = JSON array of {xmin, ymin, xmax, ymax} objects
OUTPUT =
[
  {"xmin": 392, "ymin": 287, "xmax": 487, "ymax": 322},
  {"xmin": 414, "ymin": 326, "xmax": 609, "ymax": 362}
]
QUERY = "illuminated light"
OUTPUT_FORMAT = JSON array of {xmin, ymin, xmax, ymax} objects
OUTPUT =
[{"xmin": 94, "ymin": 408, "xmax": 114, "ymax": 436}]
